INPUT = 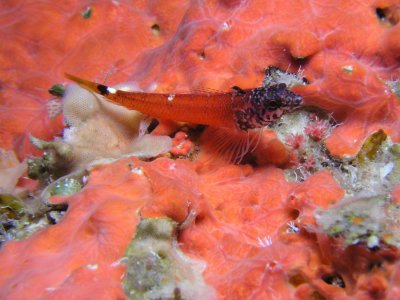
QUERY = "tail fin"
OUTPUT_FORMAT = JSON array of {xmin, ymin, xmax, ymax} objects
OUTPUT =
[{"xmin": 65, "ymin": 73, "xmax": 111, "ymax": 96}]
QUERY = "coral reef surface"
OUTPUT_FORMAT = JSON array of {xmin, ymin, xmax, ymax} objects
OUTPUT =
[{"xmin": 1, "ymin": 0, "xmax": 400, "ymax": 299}]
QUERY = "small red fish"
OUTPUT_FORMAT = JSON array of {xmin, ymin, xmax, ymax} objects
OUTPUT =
[{"xmin": 65, "ymin": 71, "xmax": 304, "ymax": 162}]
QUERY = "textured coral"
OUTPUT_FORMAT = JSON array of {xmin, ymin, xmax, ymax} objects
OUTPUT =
[
  {"xmin": 3, "ymin": 156, "xmax": 399, "ymax": 299},
  {"xmin": 1, "ymin": 0, "xmax": 400, "ymax": 299},
  {"xmin": 0, "ymin": 0, "xmax": 185, "ymax": 158},
  {"xmin": 0, "ymin": 159, "xmax": 146, "ymax": 299},
  {"xmin": 0, "ymin": 158, "xmax": 342, "ymax": 299}
]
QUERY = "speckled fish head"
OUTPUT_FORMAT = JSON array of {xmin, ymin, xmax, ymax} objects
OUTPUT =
[
  {"xmin": 234, "ymin": 83, "xmax": 303, "ymax": 131},
  {"xmin": 253, "ymin": 83, "xmax": 303, "ymax": 112}
]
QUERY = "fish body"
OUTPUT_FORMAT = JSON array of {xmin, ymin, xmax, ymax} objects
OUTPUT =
[{"xmin": 65, "ymin": 73, "xmax": 303, "ymax": 132}]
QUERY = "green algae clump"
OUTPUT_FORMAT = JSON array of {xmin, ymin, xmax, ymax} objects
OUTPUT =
[{"xmin": 316, "ymin": 193, "xmax": 400, "ymax": 247}]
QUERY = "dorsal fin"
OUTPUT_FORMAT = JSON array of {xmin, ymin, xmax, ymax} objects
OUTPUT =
[
  {"xmin": 190, "ymin": 86, "xmax": 228, "ymax": 94},
  {"xmin": 231, "ymin": 86, "xmax": 246, "ymax": 96}
]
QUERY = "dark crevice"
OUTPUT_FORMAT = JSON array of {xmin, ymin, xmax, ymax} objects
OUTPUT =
[
  {"xmin": 194, "ymin": 214, "xmax": 205, "ymax": 224},
  {"xmin": 278, "ymin": 51, "xmax": 312, "ymax": 72},
  {"xmin": 288, "ymin": 272, "xmax": 308, "ymax": 287},
  {"xmin": 290, "ymin": 56, "xmax": 310, "ymax": 69},
  {"xmin": 289, "ymin": 209, "xmax": 300, "ymax": 220},
  {"xmin": 151, "ymin": 24, "xmax": 161, "ymax": 36},
  {"xmin": 146, "ymin": 118, "xmax": 159, "ymax": 134},
  {"xmin": 375, "ymin": 7, "xmax": 399, "ymax": 26},
  {"xmin": 368, "ymin": 260, "xmax": 382, "ymax": 271},
  {"xmin": 376, "ymin": 8, "xmax": 386, "ymax": 20},
  {"xmin": 322, "ymin": 273, "xmax": 346, "ymax": 288},
  {"xmin": 197, "ymin": 51, "xmax": 206, "ymax": 60}
]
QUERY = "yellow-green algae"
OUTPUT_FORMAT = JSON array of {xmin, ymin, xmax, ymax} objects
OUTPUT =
[
  {"xmin": 315, "ymin": 130, "xmax": 400, "ymax": 247},
  {"xmin": 48, "ymin": 83, "xmax": 65, "ymax": 97},
  {"xmin": 0, "ymin": 193, "xmax": 66, "ymax": 243}
]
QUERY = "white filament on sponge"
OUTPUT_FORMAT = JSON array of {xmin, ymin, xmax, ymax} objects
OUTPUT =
[{"xmin": 60, "ymin": 83, "xmax": 172, "ymax": 170}]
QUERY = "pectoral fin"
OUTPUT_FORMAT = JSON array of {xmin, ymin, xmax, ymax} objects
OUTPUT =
[{"xmin": 199, "ymin": 127, "xmax": 290, "ymax": 166}]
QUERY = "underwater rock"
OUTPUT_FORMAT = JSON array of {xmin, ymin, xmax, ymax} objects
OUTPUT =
[{"xmin": 123, "ymin": 217, "xmax": 215, "ymax": 300}]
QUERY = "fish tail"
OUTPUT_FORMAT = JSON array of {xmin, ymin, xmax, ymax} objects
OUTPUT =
[{"xmin": 65, "ymin": 73, "xmax": 111, "ymax": 96}]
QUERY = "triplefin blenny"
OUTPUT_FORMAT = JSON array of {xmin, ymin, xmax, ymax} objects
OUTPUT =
[{"xmin": 65, "ymin": 68, "xmax": 305, "ymax": 162}]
